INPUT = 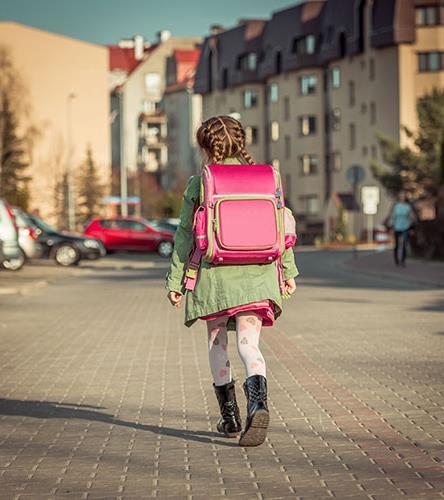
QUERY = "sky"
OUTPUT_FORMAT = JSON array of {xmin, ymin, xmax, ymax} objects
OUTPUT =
[{"xmin": 0, "ymin": 0, "xmax": 300, "ymax": 46}]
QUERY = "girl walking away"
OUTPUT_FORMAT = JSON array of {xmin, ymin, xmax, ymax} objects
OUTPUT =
[
  {"xmin": 166, "ymin": 115, "xmax": 299, "ymax": 447},
  {"xmin": 389, "ymin": 191, "xmax": 417, "ymax": 267}
]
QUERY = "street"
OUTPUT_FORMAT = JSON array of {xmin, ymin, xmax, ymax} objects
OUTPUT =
[{"xmin": 0, "ymin": 250, "xmax": 443, "ymax": 499}]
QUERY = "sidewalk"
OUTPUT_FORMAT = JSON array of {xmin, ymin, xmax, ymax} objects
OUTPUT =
[
  {"xmin": 0, "ymin": 252, "xmax": 443, "ymax": 498},
  {"xmin": 343, "ymin": 249, "xmax": 444, "ymax": 288}
]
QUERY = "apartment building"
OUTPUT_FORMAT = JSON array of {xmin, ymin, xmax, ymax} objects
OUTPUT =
[
  {"xmin": 0, "ymin": 22, "xmax": 110, "ymax": 225},
  {"xmin": 194, "ymin": 0, "xmax": 444, "ymax": 242},
  {"xmin": 109, "ymin": 32, "xmax": 201, "ymax": 213},
  {"xmin": 162, "ymin": 48, "xmax": 202, "ymax": 190}
]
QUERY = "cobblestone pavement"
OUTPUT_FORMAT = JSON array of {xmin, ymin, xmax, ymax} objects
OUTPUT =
[{"xmin": 0, "ymin": 250, "xmax": 443, "ymax": 499}]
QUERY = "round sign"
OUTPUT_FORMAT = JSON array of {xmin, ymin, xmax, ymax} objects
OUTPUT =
[{"xmin": 346, "ymin": 164, "xmax": 365, "ymax": 186}]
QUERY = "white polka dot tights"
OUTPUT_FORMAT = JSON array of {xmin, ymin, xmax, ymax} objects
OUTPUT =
[{"xmin": 206, "ymin": 312, "xmax": 266, "ymax": 386}]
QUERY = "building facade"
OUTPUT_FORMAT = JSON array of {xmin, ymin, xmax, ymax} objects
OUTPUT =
[
  {"xmin": 194, "ymin": 0, "xmax": 444, "ymax": 243},
  {"xmin": 0, "ymin": 22, "xmax": 111, "ymax": 226},
  {"xmin": 162, "ymin": 48, "xmax": 202, "ymax": 190},
  {"xmin": 109, "ymin": 32, "xmax": 201, "ymax": 215}
]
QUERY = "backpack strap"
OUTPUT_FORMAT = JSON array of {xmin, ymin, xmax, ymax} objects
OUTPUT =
[
  {"xmin": 184, "ymin": 176, "xmax": 203, "ymax": 292},
  {"xmin": 184, "ymin": 246, "xmax": 202, "ymax": 291}
]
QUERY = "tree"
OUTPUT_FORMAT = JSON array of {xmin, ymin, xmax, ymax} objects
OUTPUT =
[
  {"xmin": 0, "ymin": 47, "xmax": 32, "ymax": 209},
  {"xmin": 371, "ymin": 88, "xmax": 444, "ymax": 199},
  {"xmin": 76, "ymin": 145, "xmax": 104, "ymax": 226}
]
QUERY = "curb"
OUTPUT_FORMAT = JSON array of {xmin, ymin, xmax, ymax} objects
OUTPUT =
[{"xmin": 0, "ymin": 279, "xmax": 48, "ymax": 296}]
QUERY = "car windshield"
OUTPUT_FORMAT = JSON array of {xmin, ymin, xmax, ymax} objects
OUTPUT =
[{"xmin": 32, "ymin": 216, "xmax": 58, "ymax": 234}]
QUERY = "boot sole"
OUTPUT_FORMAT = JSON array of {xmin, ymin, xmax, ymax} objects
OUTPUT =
[{"xmin": 238, "ymin": 409, "xmax": 269, "ymax": 447}]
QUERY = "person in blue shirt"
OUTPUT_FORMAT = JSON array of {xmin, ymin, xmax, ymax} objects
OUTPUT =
[{"xmin": 389, "ymin": 191, "xmax": 417, "ymax": 267}]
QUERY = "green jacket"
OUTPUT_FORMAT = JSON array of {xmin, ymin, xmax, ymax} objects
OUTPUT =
[{"xmin": 165, "ymin": 156, "xmax": 299, "ymax": 329}]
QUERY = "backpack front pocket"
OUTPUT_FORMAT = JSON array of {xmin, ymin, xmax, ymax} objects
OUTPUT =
[{"xmin": 215, "ymin": 197, "xmax": 278, "ymax": 251}]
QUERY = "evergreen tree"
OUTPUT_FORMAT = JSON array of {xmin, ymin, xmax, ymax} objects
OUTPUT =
[
  {"xmin": 53, "ymin": 171, "xmax": 69, "ymax": 230},
  {"xmin": 371, "ymin": 88, "xmax": 444, "ymax": 199},
  {"xmin": 0, "ymin": 95, "xmax": 31, "ymax": 209},
  {"xmin": 77, "ymin": 145, "xmax": 104, "ymax": 225}
]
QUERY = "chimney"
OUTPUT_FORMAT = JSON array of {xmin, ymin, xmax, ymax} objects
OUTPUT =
[
  {"xmin": 157, "ymin": 30, "xmax": 172, "ymax": 43},
  {"xmin": 210, "ymin": 24, "xmax": 224, "ymax": 35},
  {"xmin": 134, "ymin": 35, "xmax": 144, "ymax": 60}
]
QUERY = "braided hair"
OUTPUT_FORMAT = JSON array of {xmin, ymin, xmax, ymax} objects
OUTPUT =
[{"xmin": 196, "ymin": 115, "xmax": 255, "ymax": 165}]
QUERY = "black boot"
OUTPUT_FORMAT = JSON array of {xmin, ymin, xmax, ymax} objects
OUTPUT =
[
  {"xmin": 239, "ymin": 375, "xmax": 269, "ymax": 447},
  {"xmin": 213, "ymin": 380, "xmax": 242, "ymax": 437}
]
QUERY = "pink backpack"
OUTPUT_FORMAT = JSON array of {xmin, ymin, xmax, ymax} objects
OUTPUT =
[{"xmin": 184, "ymin": 164, "xmax": 297, "ymax": 292}]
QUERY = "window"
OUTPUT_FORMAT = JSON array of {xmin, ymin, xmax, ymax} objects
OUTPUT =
[
  {"xmin": 238, "ymin": 53, "xmax": 257, "ymax": 71},
  {"xmin": 221, "ymin": 68, "xmax": 228, "ymax": 89},
  {"xmin": 299, "ymin": 75, "xmax": 317, "ymax": 95},
  {"xmin": 285, "ymin": 135, "xmax": 291, "ymax": 159},
  {"xmin": 370, "ymin": 102, "xmax": 376, "ymax": 125},
  {"xmin": 369, "ymin": 58, "xmax": 375, "ymax": 80},
  {"xmin": 349, "ymin": 123, "xmax": 356, "ymax": 150},
  {"xmin": 371, "ymin": 145, "xmax": 378, "ymax": 159},
  {"xmin": 306, "ymin": 35, "xmax": 316, "ymax": 54},
  {"xmin": 331, "ymin": 108, "xmax": 341, "ymax": 131},
  {"xmin": 268, "ymin": 83, "xmax": 278, "ymax": 103},
  {"xmin": 362, "ymin": 146, "xmax": 368, "ymax": 156},
  {"xmin": 142, "ymin": 100, "xmax": 156, "ymax": 113},
  {"xmin": 331, "ymin": 67, "xmax": 341, "ymax": 88},
  {"xmin": 415, "ymin": 6, "xmax": 442, "ymax": 26},
  {"xmin": 270, "ymin": 121, "xmax": 279, "ymax": 142},
  {"xmin": 300, "ymin": 195, "xmax": 320, "ymax": 214},
  {"xmin": 292, "ymin": 35, "xmax": 317, "ymax": 55},
  {"xmin": 299, "ymin": 155, "xmax": 319, "ymax": 176},
  {"xmin": 119, "ymin": 220, "xmax": 146, "ymax": 231},
  {"xmin": 245, "ymin": 126, "xmax": 259, "ymax": 145},
  {"xmin": 418, "ymin": 51, "xmax": 444, "ymax": 72},
  {"xmin": 331, "ymin": 151, "xmax": 342, "ymax": 171},
  {"xmin": 144, "ymin": 73, "xmax": 160, "ymax": 94},
  {"xmin": 243, "ymin": 89, "xmax": 258, "ymax": 108},
  {"xmin": 285, "ymin": 174, "xmax": 292, "ymax": 199},
  {"xmin": 299, "ymin": 115, "xmax": 317, "ymax": 136},
  {"xmin": 284, "ymin": 96, "xmax": 290, "ymax": 121},
  {"xmin": 349, "ymin": 80, "xmax": 355, "ymax": 107}
]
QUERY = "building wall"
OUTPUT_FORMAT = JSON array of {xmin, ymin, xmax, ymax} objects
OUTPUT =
[
  {"xmin": 0, "ymin": 22, "xmax": 110, "ymax": 224},
  {"xmin": 202, "ymin": 84, "xmax": 267, "ymax": 164},
  {"xmin": 121, "ymin": 37, "xmax": 201, "ymax": 173},
  {"xmin": 163, "ymin": 88, "xmax": 202, "ymax": 189},
  {"xmin": 265, "ymin": 69, "xmax": 326, "ymax": 219},
  {"xmin": 398, "ymin": 24, "xmax": 444, "ymax": 146}
]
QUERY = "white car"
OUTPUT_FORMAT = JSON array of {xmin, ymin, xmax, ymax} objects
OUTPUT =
[{"xmin": 0, "ymin": 199, "xmax": 25, "ymax": 271}]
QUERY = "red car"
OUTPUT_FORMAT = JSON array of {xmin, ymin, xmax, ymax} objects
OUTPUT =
[{"xmin": 84, "ymin": 217, "xmax": 174, "ymax": 257}]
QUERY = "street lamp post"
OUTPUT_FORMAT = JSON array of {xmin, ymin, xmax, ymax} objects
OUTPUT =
[
  {"xmin": 66, "ymin": 92, "xmax": 76, "ymax": 231},
  {"xmin": 119, "ymin": 89, "xmax": 128, "ymax": 216}
]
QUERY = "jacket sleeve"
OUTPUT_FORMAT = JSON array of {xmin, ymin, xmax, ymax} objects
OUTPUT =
[
  {"xmin": 282, "ymin": 247, "xmax": 299, "ymax": 280},
  {"xmin": 165, "ymin": 176, "xmax": 200, "ymax": 293}
]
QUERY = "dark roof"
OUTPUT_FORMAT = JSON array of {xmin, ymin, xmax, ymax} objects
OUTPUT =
[{"xmin": 194, "ymin": 0, "xmax": 418, "ymax": 94}]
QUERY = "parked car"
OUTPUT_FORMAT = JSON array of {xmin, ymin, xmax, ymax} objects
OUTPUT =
[
  {"xmin": 84, "ymin": 217, "xmax": 174, "ymax": 257},
  {"xmin": 0, "ymin": 198, "xmax": 25, "ymax": 271},
  {"xmin": 27, "ymin": 214, "xmax": 105, "ymax": 266},
  {"xmin": 11, "ymin": 207, "xmax": 43, "ymax": 260}
]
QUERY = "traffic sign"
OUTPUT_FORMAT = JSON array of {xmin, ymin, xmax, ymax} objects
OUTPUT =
[
  {"xmin": 361, "ymin": 186, "xmax": 380, "ymax": 215},
  {"xmin": 346, "ymin": 165, "xmax": 365, "ymax": 186}
]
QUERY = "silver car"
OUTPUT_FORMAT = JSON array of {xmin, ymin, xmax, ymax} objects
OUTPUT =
[
  {"xmin": 0, "ymin": 199, "xmax": 25, "ymax": 271},
  {"xmin": 11, "ymin": 207, "xmax": 43, "ymax": 259}
]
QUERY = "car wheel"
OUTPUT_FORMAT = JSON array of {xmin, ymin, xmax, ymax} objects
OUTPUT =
[
  {"xmin": 157, "ymin": 240, "xmax": 173, "ymax": 258},
  {"xmin": 54, "ymin": 244, "xmax": 80, "ymax": 266},
  {"xmin": 1, "ymin": 249, "xmax": 26, "ymax": 271}
]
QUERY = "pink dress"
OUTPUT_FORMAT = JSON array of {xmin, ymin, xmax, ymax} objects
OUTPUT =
[{"xmin": 200, "ymin": 300, "xmax": 275, "ymax": 327}]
